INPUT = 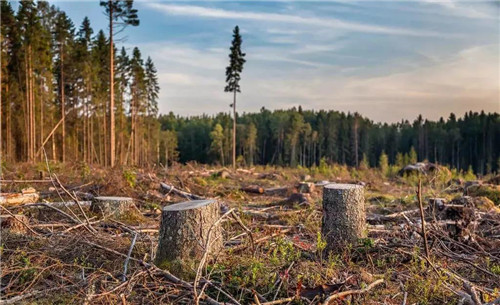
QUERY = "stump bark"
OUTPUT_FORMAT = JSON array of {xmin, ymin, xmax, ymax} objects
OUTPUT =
[
  {"xmin": 322, "ymin": 184, "xmax": 366, "ymax": 252},
  {"xmin": 155, "ymin": 199, "xmax": 222, "ymax": 270},
  {"xmin": 91, "ymin": 196, "xmax": 134, "ymax": 218}
]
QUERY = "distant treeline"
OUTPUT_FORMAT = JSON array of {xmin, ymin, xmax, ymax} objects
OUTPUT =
[{"xmin": 159, "ymin": 108, "xmax": 499, "ymax": 175}]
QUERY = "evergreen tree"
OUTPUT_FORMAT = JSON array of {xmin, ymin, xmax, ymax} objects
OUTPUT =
[
  {"xmin": 379, "ymin": 151, "xmax": 389, "ymax": 176},
  {"xmin": 100, "ymin": 0, "xmax": 139, "ymax": 167},
  {"xmin": 210, "ymin": 123, "xmax": 225, "ymax": 165},
  {"xmin": 53, "ymin": 10, "xmax": 74, "ymax": 162},
  {"xmin": 224, "ymin": 25, "xmax": 246, "ymax": 169}
]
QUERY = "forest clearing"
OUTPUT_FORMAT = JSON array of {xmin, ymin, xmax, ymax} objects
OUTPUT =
[
  {"xmin": 1, "ymin": 162, "xmax": 499, "ymax": 304},
  {"xmin": 1, "ymin": 0, "xmax": 500, "ymax": 304}
]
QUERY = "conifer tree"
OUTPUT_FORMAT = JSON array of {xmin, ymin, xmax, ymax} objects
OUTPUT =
[
  {"xmin": 53, "ymin": 10, "xmax": 74, "ymax": 162},
  {"xmin": 224, "ymin": 25, "xmax": 246, "ymax": 169},
  {"xmin": 100, "ymin": 0, "xmax": 139, "ymax": 167}
]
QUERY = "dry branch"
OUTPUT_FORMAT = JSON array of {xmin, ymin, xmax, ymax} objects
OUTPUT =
[{"xmin": 322, "ymin": 279, "xmax": 384, "ymax": 305}]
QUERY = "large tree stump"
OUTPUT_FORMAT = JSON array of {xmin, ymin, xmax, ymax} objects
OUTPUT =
[
  {"xmin": 322, "ymin": 184, "xmax": 366, "ymax": 252},
  {"xmin": 155, "ymin": 199, "xmax": 222, "ymax": 274},
  {"xmin": 91, "ymin": 196, "xmax": 134, "ymax": 218}
]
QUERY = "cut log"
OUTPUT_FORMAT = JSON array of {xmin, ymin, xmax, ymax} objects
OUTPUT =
[
  {"xmin": 264, "ymin": 187, "xmax": 289, "ymax": 196},
  {"xmin": 91, "ymin": 196, "xmax": 134, "ymax": 218},
  {"xmin": 322, "ymin": 184, "xmax": 366, "ymax": 251},
  {"xmin": 0, "ymin": 187, "xmax": 39, "ymax": 207},
  {"xmin": 155, "ymin": 199, "xmax": 222, "ymax": 274},
  {"xmin": 241, "ymin": 186, "xmax": 264, "ymax": 194},
  {"xmin": 298, "ymin": 182, "xmax": 315, "ymax": 193}
]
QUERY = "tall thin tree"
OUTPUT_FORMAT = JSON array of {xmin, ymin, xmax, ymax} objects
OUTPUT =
[
  {"xmin": 224, "ymin": 25, "xmax": 245, "ymax": 169},
  {"xmin": 100, "ymin": 0, "xmax": 139, "ymax": 167}
]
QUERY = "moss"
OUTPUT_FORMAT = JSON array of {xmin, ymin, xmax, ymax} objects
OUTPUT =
[{"xmin": 156, "ymin": 258, "xmax": 198, "ymax": 280}]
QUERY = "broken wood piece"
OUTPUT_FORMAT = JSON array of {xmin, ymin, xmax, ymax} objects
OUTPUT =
[
  {"xmin": 263, "ymin": 187, "xmax": 289, "ymax": 196},
  {"xmin": 240, "ymin": 186, "xmax": 264, "ymax": 194},
  {"xmin": 91, "ymin": 196, "xmax": 134, "ymax": 218},
  {"xmin": 160, "ymin": 182, "xmax": 204, "ymax": 200},
  {"xmin": 155, "ymin": 199, "xmax": 222, "ymax": 274},
  {"xmin": 0, "ymin": 179, "xmax": 52, "ymax": 184},
  {"xmin": 322, "ymin": 278, "xmax": 384, "ymax": 304},
  {"xmin": 0, "ymin": 187, "xmax": 39, "ymax": 207},
  {"xmin": 322, "ymin": 184, "xmax": 366, "ymax": 252}
]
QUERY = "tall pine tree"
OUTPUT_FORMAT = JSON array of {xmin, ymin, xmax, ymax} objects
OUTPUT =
[
  {"xmin": 224, "ymin": 25, "xmax": 246, "ymax": 169},
  {"xmin": 100, "ymin": 0, "xmax": 139, "ymax": 167}
]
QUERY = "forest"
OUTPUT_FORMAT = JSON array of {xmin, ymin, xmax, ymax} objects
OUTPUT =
[{"xmin": 1, "ymin": 1, "xmax": 499, "ymax": 175}]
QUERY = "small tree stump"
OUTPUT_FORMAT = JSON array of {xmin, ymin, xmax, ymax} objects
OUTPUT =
[
  {"xmin": 91, "ymin": 196, "xmax": 134, "ymax": 218},
  {"xmin": 155, "ymin": 199, "xmax": 222, "ymax": 272},
  {"xmin": 298, "ymin": 182, "xmax": 315, "ymax": 193},
  {"xmin": 322, "ymin": 184, "xmax": 366, "ymax": 252}
]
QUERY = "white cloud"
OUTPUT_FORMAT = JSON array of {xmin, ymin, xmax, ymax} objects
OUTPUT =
[
  {"xmin": 145, "ymin": 3, "xmax": 443, "ymax": 37},
  {"xmin": 421, "ymin": 0, "xmax": 498, "ymax": 19}
]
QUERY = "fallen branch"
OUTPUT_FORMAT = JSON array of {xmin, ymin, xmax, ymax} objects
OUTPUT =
[
  {"xmin": 122, "ymin": 232, "xmax": 138, "ymax": 282},
  {"xmin": 160, "ymin": 182, "xmax": 204, "ymax": 200},
  {"xmin": 322, "ymin": 279, "xmax": 384, "ymax": 305}
]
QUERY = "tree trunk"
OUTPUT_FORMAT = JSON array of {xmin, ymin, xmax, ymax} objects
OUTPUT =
[
  {"xmin": 322, "ymin": 184, "xmax": 366, "ymax": 252},
  {"xmin": 232, "ymin": 90, "xmax": 236, "ymax": 169},
  {"xmin": 155, "ymin": 200, "xmax": 222, "ymax": 273},
  {"xmin": 60, "ymin": 45, "xmax": 65, "ymax": 163},
  {"xmin": 109, "ymin": 2, "xmax": 115, "ymax": 168}
]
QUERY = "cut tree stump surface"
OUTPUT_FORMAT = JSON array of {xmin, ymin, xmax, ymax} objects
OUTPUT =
[
  {"xmin": 155, "ymin": 199, "xmax": 222, "ymax": 270},
  {"xmin": 322, "ymin": 184, "xmax": 366, "ymax": 252}
]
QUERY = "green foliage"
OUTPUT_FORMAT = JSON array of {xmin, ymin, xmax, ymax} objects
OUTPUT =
[
  {"xmin": 210, "ymin": 123, "xmax": 225, "ymax": 165},
  {"xmin": 464, "ymin": 165, "xmax": 477, "ymax": 181},
  {"xmin": 378, "ymin": 151, "xmax": 389, "ymax": 176},
  {"xmin": 318, "ymin": 157, "xmax": 329, "ymax": 175},
  {"xmin": 269, "ymin": 237, "xmax": 301, "ymax": 266},
  {"xmin": 409, "ymin": 146, "xmax": 418, "ymax": 164},
  {"xmin": 467, "ymin": 184, "xmax": 500, "ymax": 205},
  {"xmin": 122, "ymin": 169, "xmax": 137, "ymax": 187},
  {"xmin": 224, "ymin": 25, "xmax": 246, "ymax": 93},
  {"xmin": 359, "ymin": 153, "xmax": 369, "ymax": 170},
  {"xmin": 316, "ymin": 231, "xmax": 327, "ymax": 263}
]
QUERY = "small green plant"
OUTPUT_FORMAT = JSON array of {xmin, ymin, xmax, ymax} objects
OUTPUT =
[
  {"xmin": 318, "ymin": 157, "xmax": 329, "ymax": 175},
  {"xmin": 464, "ymin": 165, "xmax": 477, "ymax": 181},
  {"xmin": 316, "ymin": 231, "xmax": 327, "ymax": 263},
  {"xmin": 490, "ymin": 264, "xmax": 500, "ymax": 275},
  {"xmin": 123, "ymin": 169, "xmax": 137, "ymax": 187}
]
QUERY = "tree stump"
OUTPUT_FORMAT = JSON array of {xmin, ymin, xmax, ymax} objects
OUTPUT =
[
  {"xmin": 155, "ymin": 199, "xmax": 222, "ymax": 274},
  {"xmin": 321, "ymin": 184, "xmax": 366, "ymax": 252},
  {"xmin": 298, "ymin": 182, "xmax": 315, "ymax": 193},
  {"xmin": 91, "ymin": 196, "xmax": 134, "ymax": 218}
]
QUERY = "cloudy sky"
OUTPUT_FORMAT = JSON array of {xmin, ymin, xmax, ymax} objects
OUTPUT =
[{"xmin": 53, "ymin": 0, "xmax": 498, "ymax": 123}]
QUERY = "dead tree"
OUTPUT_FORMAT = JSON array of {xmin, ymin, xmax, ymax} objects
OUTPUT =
[
  {"xmin": 155, "ymin": 199, "xmax": 222, "ymax": 272},
  {"xmin": 321, "ymin": 184, "xmax": 366, "ymax": 252}
]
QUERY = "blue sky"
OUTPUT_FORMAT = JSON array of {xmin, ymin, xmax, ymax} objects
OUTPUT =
[{"xmin": 49, "ymin": 1, "xmax": 498, "ymax": 122}]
